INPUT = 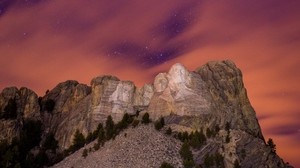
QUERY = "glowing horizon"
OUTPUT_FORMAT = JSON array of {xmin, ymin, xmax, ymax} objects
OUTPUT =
[{"xmin": 0, "ymin": 0, "xmax": 299, "ymax": 166}]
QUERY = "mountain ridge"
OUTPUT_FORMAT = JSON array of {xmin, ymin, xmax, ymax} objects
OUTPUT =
[{"xmin": 0, "ymin": 60, "xmax": 293, "ymax": 167}]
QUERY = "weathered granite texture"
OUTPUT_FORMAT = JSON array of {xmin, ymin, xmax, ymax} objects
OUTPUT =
[
  {"xmin": 0, "ymin": 60, "xmax": 292, "ymax": 167},
  {"xmin": 0, "ymin": 87, "xmax": 40, "ymax": 142}
]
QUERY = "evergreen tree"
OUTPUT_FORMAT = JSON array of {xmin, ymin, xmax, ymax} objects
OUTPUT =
[
  {"xmin": 267, "ymin": 138, "xmax": 276, "ymax": 153},
  {"xmin": 181, "ymin": 131, "xmax": 189, "ymax": 142},
  {"xmin": 85, "ymin": 132, "xmax": 94, "ymax": 144},
  {"xmin": 142, "ymin": 112, "xmax": 150, "ymax": 124},
  {"xmin": 166, "ymin": 127, "xmax": 172, "ymax": 135},
  {"xmin": 98, "ymin": 125, "xmax": 106, "ymax": 145},
  {"xmin": 160, "ymin": 162, "xmax": 174, "ymax": 168},
  {"xmin": 93, "ymin": 143, "xmax": 100, "ymax": 151},
  {"xmin": 155, "ymin": 117, "xmax": 165, "ymax": 130},
  {"xmin": 190, "ymin": 134, "xmax": 201, "ymax": 149},
  {"xmin": 105, "ymin": 115, "xmax": 115, "ymax": 140},
  {"xmin": 117, "ymin": 113, "xmax": 133, "ymax": 131},
  {"xmin": 225, "ymin": 134, "xmax": 230, "ymax": 143},
  {"xmin": 180, "ymin": 141, "xmax": 193, "ymax": 159},
  {"xmin": 70, "ymin": 129, "xmax": 85, "ymax": 152},
  {"xmin": 180, "ymin": 141, "xmax": 195, "ymax": 168},
  {"xmin": 160, "ymin": 117, "xmax": 165, "ymax": 126},
  {"xmin": 132, "ymin": 119, "xmax": 139, "ymax": 127},
  {"xmin": 94, "ymin": 123, "xmax": 104, "ymax": 137},
  {"xmin": 183, "ymin": 159, "xmax": 195, "ymax": 168},
  {"xmin": 82, "ymin": 149, "xmax": 88, "ymax": 158}
]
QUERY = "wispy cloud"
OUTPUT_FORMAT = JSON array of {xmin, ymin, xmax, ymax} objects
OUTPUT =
[{"xmin": 0, "ymin": 0, "xmax": 299, "ymax": 166}]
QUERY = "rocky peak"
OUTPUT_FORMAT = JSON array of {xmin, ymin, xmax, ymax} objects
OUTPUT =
[
  {"xmin": 89, "ymin": 75, "xmax": 135, "ymax": 127},
  {"xmin": 90, "ymin": 75, "xmax": 120, "ymax": 86},
  {"xmin": 167, "ymin": 63, "xmax": 191, "ymax": 87},
  {"xmin": 43, "ymin": 80, "xmax": 91, "ymax": 113},
  {"xmin": 0, "ymin": 86, "xmax": 40, "ymax": 142},
  {"xmin": 0, "ymin": 60, "xmax": 292, "ymax": 168},
  {"xmin": 18, "ymin": 87, "xmax": 40, "ymax": 119},
  {"xmin": 148, "ymin": 60, "xmax": 263, "ymax": 140},
  {"xmin": 0, "ymin": 86, "xmax": 39, "ymax": 119},
  {"xmin": 196, "ymin": 60, "xmax": 244, "ymax": 100},
  {"xmin": 154, "ymin": 63, "xmax": 191, "ymax": 93},
  {"xmin": 196, "ymin": 60, "xmax": 263, "ymax": 138},
  {"xmin": 0, "ymin": 87, "xmax": 19, "ymax": 100}
]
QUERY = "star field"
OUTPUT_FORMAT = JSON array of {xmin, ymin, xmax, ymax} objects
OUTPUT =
[{"xmin": 0, "ymin": 0, "xmax": 300, "ymax": 166}]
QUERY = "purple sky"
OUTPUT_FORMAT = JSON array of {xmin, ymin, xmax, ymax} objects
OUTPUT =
[{"xmin": 0, "ymin": 0, "xmax": 299, "ymax": 166}]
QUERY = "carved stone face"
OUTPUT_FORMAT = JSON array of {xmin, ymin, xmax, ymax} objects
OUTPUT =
[{"xmin": 154, "ymin": 73, "xmax": 168, "ymax": 92}]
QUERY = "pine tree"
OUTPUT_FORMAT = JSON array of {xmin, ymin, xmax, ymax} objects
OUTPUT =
[
  {"xmin": 180, "ymin": 141, "xmax": 193, "ymax": 159},
  {"xmin": 132, "ymin": 119, "xmax": 139, "ymax": 127},
  {"xmin": 160, "ymin": 162, "xmax": 174, "ymax": 168},
  {"xmin": 82, "ymin": 149, "xmax": 88, "ymax": 158},
  {"xmin": 155, "ymin": 117, "xmax": 165, "ymax": 130},
  {"xmin": 98, "ymin": 125, "xmax": 106, "ymax": 145},
  {"xmin": 70, "ymin": 129, "xmax": 85, "ymax": 152},
  {"xmin": 105, "ymin": 115, "xmax": 115, "ymax": 140},
  {"xmin": 166, "ymin": 127, "xmax": 172, "ymax": 135},
  {"xmin": 267, "ymin": 138, "xmax": 276, "ymax": 153},
  {"xmin": 180, "ymin": 141, "xmax": 195, "ymax": 168},
  {"xmin": 142, "ymin": 112, "xmax": 150, "ymax": 124},
  {"xmin": 225, "ymin": 134, "xmax": 230, "ymax": 143}
]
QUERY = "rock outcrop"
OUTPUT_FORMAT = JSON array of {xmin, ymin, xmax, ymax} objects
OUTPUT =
[
  {"xmin": 88, "ymin": 76, "xmax": 135, "ymax": 128},
  {"xmin": 148, "ymin": 63, "xmax": 213, "ymax": 118},
  {"xmin": 0, "ymin": 87, "xmax": 40, "ymax": 142},
  {"xmin": 133, "ymin": 84, "xmax": 154, "ymax": 107},
  {"xmin": 147, "ymin": 61, "xmax": 262, "ymax": 139},
  {"xmin": 0, "ymin": 60, "xmax": 292, "ymax": 167},
  {"xmin": 41, "ymin": 76, "xmax": 152, "ymax": 148},
  {"xmin": 196, "ymin": 61, "xmax": 263, "ymax": 138},
  {"xmin": 41, "ymin": 80, "xmax": 92, "ymax": 148}
]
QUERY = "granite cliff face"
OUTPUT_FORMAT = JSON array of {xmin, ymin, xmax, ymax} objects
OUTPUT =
[
  {"xmin": 0, "ymin": 60, "xmax": 292, "ymax": 167},
  {"xmin": 148, "ymin": 61, "xmax": 262, "ymax": 138},
  {"xmin": 149, "ymin": 63, "xmax": 213, "ymax": 118},
  {"xmin": 0, "ymin": 87, "xmax": 40, "ymax": 142},
  {"xmin": 197, "ymin": 61, "xmax": 263, "ymax": 138}
]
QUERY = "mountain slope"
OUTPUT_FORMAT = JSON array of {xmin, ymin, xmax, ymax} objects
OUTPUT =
[{"xmin": 52, "ymin": 125, "xmax": 183, "ymax": 168}]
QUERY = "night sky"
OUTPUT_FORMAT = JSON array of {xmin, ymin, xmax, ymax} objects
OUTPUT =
[{"xmin": 0, "ymin": 0, "xmax": 299, "ymax": 166}]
